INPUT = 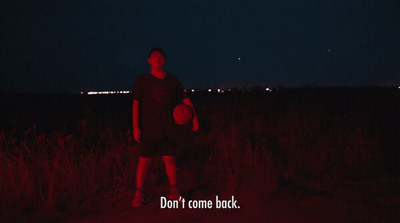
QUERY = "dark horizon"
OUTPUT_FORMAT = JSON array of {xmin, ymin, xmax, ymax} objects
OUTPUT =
[{"xmin": 1, "ymin": 85, "xmax": 398, "ymax": 96}]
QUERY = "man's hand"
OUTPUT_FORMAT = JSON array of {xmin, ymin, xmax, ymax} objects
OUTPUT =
[
  {"xmin": 134, "ymin": 127, "xmax": 141, "ymax": 143},
  {"xmin": 183, "ymin": 98, "xmax": 199, "ymax": 132},
  {"xmin": 192, "ymin": 118, "xmax": 199, "ymax": 132}
]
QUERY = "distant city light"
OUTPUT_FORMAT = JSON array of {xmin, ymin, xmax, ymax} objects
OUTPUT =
[
  {"xmin": 86, "ymin": 90, "xmax": 131, "ymax": 95},
  {"xmin": 81, "ymin": 87, "xmax": 278, "ymax": 95}
]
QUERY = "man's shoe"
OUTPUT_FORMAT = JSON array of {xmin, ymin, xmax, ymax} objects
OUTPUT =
[
  {"xmin": 168, "ymin": 186, "xmax": 182, "ymax": 201},
  {"xmin": 131, "ymin": 190, "xmax": 144, "ymax": 207}
]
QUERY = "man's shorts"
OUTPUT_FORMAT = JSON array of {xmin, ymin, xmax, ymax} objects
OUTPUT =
[{"xmin": 139, "ymin": 138, "xmax": 179, "ymax": 158}]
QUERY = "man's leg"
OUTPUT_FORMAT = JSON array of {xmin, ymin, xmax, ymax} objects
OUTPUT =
[
  {"xmin": 162, "ymin": 155, "xmax": 182, "ymax": 200},
  {"xmin": 162, "ymin": 155, "xmax": 177, "ymax": 186},
  {"xmin": 132, "ymin": 156, "xmax": 151, "ymax": 207},
  {"xmin": 136, "ymin": 156, "xmax": 152, "ymax": 190}
]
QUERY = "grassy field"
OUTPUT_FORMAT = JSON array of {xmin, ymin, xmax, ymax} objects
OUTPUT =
[{"xmin": 0, "ymin": 87, "xmax": 399, "ymax": 222}]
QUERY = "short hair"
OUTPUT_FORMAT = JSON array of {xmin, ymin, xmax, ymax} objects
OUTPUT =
[{"xmin": 149, "ymin": 47, "xmax": 166, "ymax": 58}]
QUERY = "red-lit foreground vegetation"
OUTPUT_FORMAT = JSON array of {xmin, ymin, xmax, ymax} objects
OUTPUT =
[{"xmin": 0, "ymin": 88, "xmax": 399, "ymax": 222}]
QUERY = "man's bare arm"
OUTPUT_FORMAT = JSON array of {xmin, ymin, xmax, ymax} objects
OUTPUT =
[
  {"xmin": 133, "ymin": 99, "xmax": 141, "ymax": 142},
  {"xmin": 183, "ymin": 98, "xmax": 199, "ymax": 131}
]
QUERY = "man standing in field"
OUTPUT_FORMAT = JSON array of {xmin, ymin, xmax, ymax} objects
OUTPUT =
[{"xmin": 131, "ymin": 48, "xmax": 199, "ymax": 207}]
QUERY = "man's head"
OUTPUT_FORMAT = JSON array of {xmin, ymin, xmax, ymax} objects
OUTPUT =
[
  {"xmin": 148, "ymin": 47, "xmax": 166, "ymax": 59},
  {"xmin": 148, "ymin": 47, "xmax": 166, "ymax": 69}
]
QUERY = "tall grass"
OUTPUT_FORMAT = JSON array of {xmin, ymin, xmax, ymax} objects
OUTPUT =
[
  {"xmin": 0, "ymin": 125, "xmax": 138, "ymax": 222},
  {"xmin": 0, "ymin": 89, "xmax": 391, "ymax": 222}
]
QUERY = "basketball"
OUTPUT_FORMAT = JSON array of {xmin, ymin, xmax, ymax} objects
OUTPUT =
[{"xmin": 173, "ymin": 104, "xmax": 193, "ymax": 125}]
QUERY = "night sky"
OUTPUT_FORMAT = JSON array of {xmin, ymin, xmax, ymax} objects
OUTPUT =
[{"xmin": 1, "ymin": 0, "xmax": 399, "ymax": 93}]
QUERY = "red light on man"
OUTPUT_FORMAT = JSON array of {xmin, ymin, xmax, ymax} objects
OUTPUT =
[{"xmin": 131, "ymin": 48, "xmax": 199, "ymax": 207}]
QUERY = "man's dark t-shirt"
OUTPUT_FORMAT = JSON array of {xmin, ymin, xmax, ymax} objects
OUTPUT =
[{"xmin": 133, "ymin": 73, "xmax": 188, "ymax": 140}]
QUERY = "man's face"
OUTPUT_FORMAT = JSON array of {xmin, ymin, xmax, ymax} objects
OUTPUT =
[{"xmin": 148, "ymin": 51, "xmax": 166, "ymax": 69}]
